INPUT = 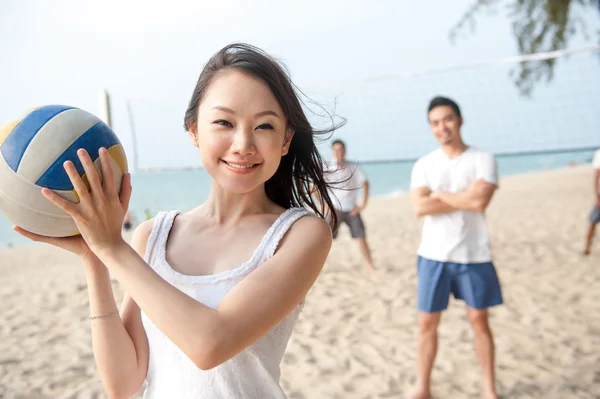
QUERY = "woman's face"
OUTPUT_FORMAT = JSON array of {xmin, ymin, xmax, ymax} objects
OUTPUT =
[{"xmin": 190, "ymin": 70, "xmax": 294, "ymax": 194}]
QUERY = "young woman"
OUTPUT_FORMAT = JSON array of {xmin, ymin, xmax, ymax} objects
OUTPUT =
[{"xmin": 16, "ymin": 43, "xmax": 341, "ymax": 398}]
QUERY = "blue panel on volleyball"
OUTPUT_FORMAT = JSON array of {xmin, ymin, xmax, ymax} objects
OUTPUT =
[
  {"xmin": 0, "ymin": 105, "xmax": 73, "ymax": 172},
  {"xmin": 36, "ymin": 122, "xmax": 121, "ymax": 190}
]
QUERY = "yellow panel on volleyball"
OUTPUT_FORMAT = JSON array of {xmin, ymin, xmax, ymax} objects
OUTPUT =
[
  {"xmin": 0, "ymin": 120, "xmax": 21, "ymax": 146},
  {"xmin": 0, "ymin": 107, "xmax": 41, "ymax": 146},
  {"xmin": 108, "ymin": 144, "xmax": 128, "ymax": 174}
]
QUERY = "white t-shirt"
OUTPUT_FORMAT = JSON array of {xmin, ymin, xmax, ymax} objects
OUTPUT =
[
  {"xmin": 410, "ymin": 147, "xmax": 498, "ymax": 264},
  {"xmin": 593, "ymin": 149, "xmax": 600, "ymax": 169},
  {"xmin": 324, "ymin": 160, "xmax": 367, "ymax": 212}
]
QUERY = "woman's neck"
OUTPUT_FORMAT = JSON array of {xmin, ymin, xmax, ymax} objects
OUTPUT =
[{"xmin": 199, "ymin": 183, "xmax": 277, "ymax": 225}]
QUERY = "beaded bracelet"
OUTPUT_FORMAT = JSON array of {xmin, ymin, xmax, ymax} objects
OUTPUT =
[{"xmin": 89, "ymin": 310, "xmax": 119, "ymax": 320}]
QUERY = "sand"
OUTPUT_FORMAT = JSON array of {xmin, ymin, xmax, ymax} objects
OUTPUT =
[{"xmin": 1, "ymin": 165, "xmax": 599, "ymax": 398}]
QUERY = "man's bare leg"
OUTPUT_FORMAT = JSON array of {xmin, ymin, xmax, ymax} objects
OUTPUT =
[
  {"xmin": 409, "ymin": 312, "xmax": 441, "ymax": 399},
  {"xmin": 356, "ymin": 237, "xmax": 375, "ymax": 271},
  {"xmin": 467, "ymin": 307, "xmax": 498, "ymax": 399},
  {"xmin": 584, "ymin": 223, "xmax": 596, "ymax": 255}
]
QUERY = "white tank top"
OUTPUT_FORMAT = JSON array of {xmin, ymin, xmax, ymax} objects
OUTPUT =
[{"xmin": 140, "ymin": 207, "xmax": 309, "ymax": 398}]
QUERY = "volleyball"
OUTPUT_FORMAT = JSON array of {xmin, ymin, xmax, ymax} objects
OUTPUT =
[{"xmin": 0, "ymin": 105, "xmax": 128, "ymax": 237}]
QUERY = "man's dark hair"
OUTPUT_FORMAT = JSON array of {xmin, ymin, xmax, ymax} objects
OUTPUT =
[
  {"xmin": 427, "ymin": 96, "xmax": 462, "ymax": 119},
  {"xmin": 331, "ymin": 139, "xmax": 346, "ymax": 149}
]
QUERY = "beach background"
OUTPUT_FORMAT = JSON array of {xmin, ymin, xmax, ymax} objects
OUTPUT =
[
  {"xmin": 2, "ymin": 1, "xmax": 600, "ymax": 397},
  {"xmin": 1, "ymin": 161, "xmax": 599, "ymax": 398},
  {"xmin": 0, "ymin": 149, "xmax": 595, "ymax": 248}
]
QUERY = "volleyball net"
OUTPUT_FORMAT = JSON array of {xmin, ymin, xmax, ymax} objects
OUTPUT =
[{"xmin": 124, "ymin": 45, "xmax": 600, "ymax": 172}]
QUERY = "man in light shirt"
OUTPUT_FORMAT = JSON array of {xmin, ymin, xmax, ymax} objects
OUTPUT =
[
  {"xmin": 409, "ymin": 97, "xmax": 502, "ymax": 399},
  {"xmin": 583, "ymin": 148, "xmax": 600, "ymax": 255},
  {"xmin": 324, "ymin": 140, "xmax": 375, "ymax": 271}
]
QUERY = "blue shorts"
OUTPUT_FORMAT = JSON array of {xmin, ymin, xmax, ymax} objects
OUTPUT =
[
  {"xmin": 589, "ymin": 206, "xmax": 600, "ymax": 224},
  {"xmin": 417, "ymin": 256, "xmax": 503, "ymax": 313}
]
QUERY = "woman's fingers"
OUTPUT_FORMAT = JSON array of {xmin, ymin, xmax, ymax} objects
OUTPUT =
[
  {"xmin": 64, "ymin": 160, "xmax": 91, "ymax": 204},
  {"xmin": 41, "ymin": 187, "xmax": 78, "ymax": 215},
  {"xmin": 13, "ymin": 226, "xmax": 60, "ymax": 245},
  {"xmin": 98, "ymin": 148, "xmax": 118, "ymax": 197},
  {"xmin": 119, "ymin": 173, "xmax": 132, "ymax": 211},
  {"xmin": 77, "ymin": 149, "xmax": 103, "ymax": 196}
]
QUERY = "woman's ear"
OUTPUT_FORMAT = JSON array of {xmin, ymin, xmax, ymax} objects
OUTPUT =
[
  {"xmin": 281, "ymin": 128, "xmax": 295, "ymax": 156},
  {"xmin": 189, "ymin": 124, "xmax": 199, "ymax": 147}
]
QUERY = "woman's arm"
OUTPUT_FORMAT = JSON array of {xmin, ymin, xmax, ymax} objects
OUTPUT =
[
  {"xmin": 96, "ymin": 215, "xmax": 331, "ymax": 370},
  {"xmin": 14, "ymin": 160, "xmax": 150, "ymax": 398},
  {"xmin": 87, "ymin": 222, "xmax": 152, "ymax": 398},
  {"xmin": 43, "ymin": 149, "xmax": 330, "ymax": 372}
]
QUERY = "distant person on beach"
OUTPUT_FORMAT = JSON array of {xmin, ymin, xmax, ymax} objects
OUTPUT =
[
  {"xmin": 122, "ymin": 211, "xmax": 135, "ymax": 232},
  {"xmin": 409, "ymin": 96, "xmax": 502, "ymax": 399},
  {"xmin": 14, "ymin": 44, "xmax": 340, "ymax": 398},
  {"xmin": 144, "ymin": 209, "xmax": 152, "ymax": 220},
  {"xmin": 323, "ymin": 139, "xmax": 375, "ymax": 272},
  {"xmin": 583, "ymin": 148, "xmax": 600, "ymax": 255}
]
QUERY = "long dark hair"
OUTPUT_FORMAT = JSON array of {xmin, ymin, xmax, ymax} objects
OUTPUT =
[{"xmin": 183, "ymin": 43, "xmax": 343, "ymax": 229}]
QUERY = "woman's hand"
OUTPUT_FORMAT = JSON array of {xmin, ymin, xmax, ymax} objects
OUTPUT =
[
  {"xmin": 14, "ymin": 226, "xmax": 100, "ymax": 266},
  {"xmin": 16, "ymin": 147, "xmax": 133, "ymax": 260}
]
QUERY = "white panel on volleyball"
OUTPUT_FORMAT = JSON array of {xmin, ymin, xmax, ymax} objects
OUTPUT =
[
  {"xmin": 17, "ymin": 109, "xmax": 101, "ymax": 182},
  {"xmin": 0, "ymin": 155, "xmax": 78, "ymax": 237}
]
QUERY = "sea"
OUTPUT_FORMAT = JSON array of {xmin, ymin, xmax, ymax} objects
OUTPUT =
[{"xmin": 0, "ymin": 148, "xmax": 596, "ymax": 247}]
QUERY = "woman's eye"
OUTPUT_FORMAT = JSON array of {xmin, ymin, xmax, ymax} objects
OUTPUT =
[
  {"xmin": 214, "ymin": 120, "xmax": 232, "ymax": 127},
  {"xmin": 256, "ymin": 123, "xmax": 274, "ymax": 130}
]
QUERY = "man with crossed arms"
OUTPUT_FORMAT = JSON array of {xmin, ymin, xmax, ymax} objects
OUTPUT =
[{"xmin": 409, "ymin": 96, "xmax": 503, "ymax": 399}]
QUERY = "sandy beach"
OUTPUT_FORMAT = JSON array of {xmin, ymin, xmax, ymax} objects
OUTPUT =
[{"xmin": 1, "ymin": 165, "xmax": 599, "ymax": 398}]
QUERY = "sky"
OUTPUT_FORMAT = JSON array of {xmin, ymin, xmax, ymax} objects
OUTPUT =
[{"xmin": 1, "ymin": 0, "xmax": 599, "ymax": 170}]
